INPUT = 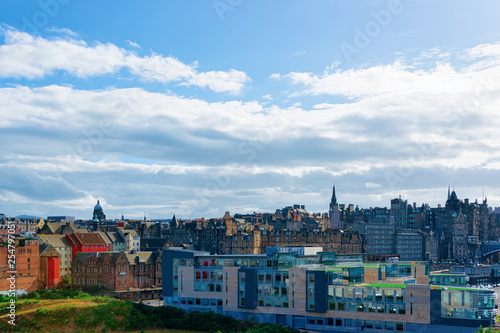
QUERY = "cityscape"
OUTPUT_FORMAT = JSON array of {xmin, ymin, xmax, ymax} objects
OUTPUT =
[
  {"xmin": 2, "ymin": 1, "xmax": 500, "ymax": 333},
  {"xmin": 2, "ymin": 187, "xmax": 500, "ymax": 332}
]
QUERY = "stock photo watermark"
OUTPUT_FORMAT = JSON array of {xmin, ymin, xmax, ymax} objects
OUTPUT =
[
  {"xmin": 5, "ymin": 220, "xmax": 17, "ymax": 326},
  {"xmin": 339, "ymin": 0, "xmax": 403, "ymax": 63},
  {"xmin": 22, "ymin": 0, "xmax": 70, "ymax": 34},
  {"xmin": 384, "ymin": 72, "xmax": 499, "ymax": 190},
  {"xmin": 187, "ymin": 109, "xmax": 290, "ymax": 215},
  {"xmin": 213, "ymin": 0, "xmax": 243, "ymax": 21}
]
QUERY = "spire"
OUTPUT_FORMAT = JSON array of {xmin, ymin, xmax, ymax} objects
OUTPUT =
[
  {"xmin": 330, "ymin": 184, "xmax": 337, "ymax": 209},
  {"xmin": 447, "ymin": 186, "xmax": 451, "ymax": 200}
]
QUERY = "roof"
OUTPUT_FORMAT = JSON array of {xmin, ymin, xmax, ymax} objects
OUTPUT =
[
  {"xmin": 38, "ymin": 234, "xmax": 71, "ymax": 248},
  {"xmin": 45, "ymin": 222, "xmax": 62, "ymax": 234},
  {"xmin": 72, "ymin": 232, "xmax": 107, "ymax": 245},
  {"xmin": 124, "ymin": 251, "xmax": 158, "ymax": 265},
  {"xmin": 59, "ymin": 223, "xmax": 80, "ymax": 235},
  {"xmin": 72, "ymin": 251, "xmax": 122, "ymax": 266},
  {"xmin": 40, "ymin": 244, "xmax": 60, "ymax": 257},
  {"xmin": 117, "ymin": 227, "xmax": 139, "ymax": 237},
  {"xmin": 97, "ymin": 231, "xmax": 124, "ymax": 244},
  {"xmin": 140, "ymin": 237, "xmax": 168, "ymax": 249}
]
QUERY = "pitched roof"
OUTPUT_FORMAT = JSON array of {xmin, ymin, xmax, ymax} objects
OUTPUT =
[
  {"xmin": 40, "ymin": 244, "xmax": 60, "ymax": 257},
  {"xmin": 140, "ymin": 237, "xmax": 168, "ymax": 249},
  {"xmin": 72, "ymin": 251, "xmax": 113, "ymax": 265},
  {"xmin": 117, "ymin": 227, "xmax": 139, "ymax": 237},
  {"xmin": 124, "ymin": 251, "xmax": 158, "ymax": 265},
  {"xmin": 73, "ymin": 232, "xmax": 107, "ymax": 245},
  {"xmin": 106, "ymin": 231, "xmax": 125, "ymax": 243},
  {"xmin": 45, "ymin": 222, "xmax": 62, "ymax": 234},
  {"xmin": 59, "ymin": 223, "xmax": 80, "ymax": 235},
  {"xmin": 38, "ymin": 234, "xmax": 71, "ymax": 248}
]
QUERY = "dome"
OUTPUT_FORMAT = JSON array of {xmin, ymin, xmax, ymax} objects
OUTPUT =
[{"xmin": 94, "ymin": 200, "xmax": 103, "ymax": 211}]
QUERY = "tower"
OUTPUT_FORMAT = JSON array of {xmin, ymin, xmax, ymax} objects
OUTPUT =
[{"xmin": 329, "ymin": 185, "xmax": 341, "ymax": 229}]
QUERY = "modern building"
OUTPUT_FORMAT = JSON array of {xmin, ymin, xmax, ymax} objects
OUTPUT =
[
  {"xmin": 365, "ymin": 222, "xmax": 396, "ymax": 261},
  {"xmin": 394, "ymin": 231, "xmax": 424, "ymax": 261},
  {"xmin": 47, "ymin": 216, "xmax": 75, "ymax": 222},
  {"xmin": 162, "ymin": 248, "xmax": 496, "ymax": 332}
]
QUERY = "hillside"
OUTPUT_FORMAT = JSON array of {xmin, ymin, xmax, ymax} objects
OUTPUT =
[
  {"xmin": 0, "ymin": 291, "xmax": 296, "ymax": 333},
  {"xmin": 0, "ymin": 297, "xmax": 140, "ymax": 332}
]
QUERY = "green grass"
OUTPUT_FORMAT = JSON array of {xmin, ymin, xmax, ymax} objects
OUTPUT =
[
  {"xmin": 0, "ymin": 289, "xmax": 299, "ymax": 333},
  {"xmin": 364, "ymin": 284, "xmax": 406, "ymax": 288}
]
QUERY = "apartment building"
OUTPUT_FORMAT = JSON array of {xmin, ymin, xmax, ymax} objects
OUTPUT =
[{"xmin": 162, "ymin": 247, "xmax": 496, "ymax": 333}]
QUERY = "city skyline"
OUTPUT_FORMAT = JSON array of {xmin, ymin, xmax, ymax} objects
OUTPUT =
[{"xmin": 1, "ymin": 1, "xmax": 500, "ymax": 219}]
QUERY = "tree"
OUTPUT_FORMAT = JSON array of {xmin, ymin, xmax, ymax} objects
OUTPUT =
[{"xmin": 474, "ymin": 325, "xmax": 496, "ymax": 333}]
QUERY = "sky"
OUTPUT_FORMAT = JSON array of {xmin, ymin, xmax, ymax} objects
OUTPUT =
[{"xmin": 1, "ymin": 1, "xmax": 500, "ymax": 220}]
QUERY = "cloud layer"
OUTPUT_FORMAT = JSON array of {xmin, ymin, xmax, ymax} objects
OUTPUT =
[
  {"xmin": 1, "ymin": 27, "xmax": 500, "ymax": 219},
  {"xmin": 0, "ymin": 29, "xmax": 250, "ymax": 94}
]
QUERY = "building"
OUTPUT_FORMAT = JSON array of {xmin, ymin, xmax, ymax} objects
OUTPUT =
[
  {"xmin": 391, "ymin": 196, "xmax": 408, "ymax": 230},
  {"xmin": 71, "ymin": 251, "xmax": 162, "ymax": 300},
  {"xmin": 39, "ymin": 245, "xmax": 60, "ymax": 289},
  {"xmin": 92, "ymin": 200, "xmax": 106, "ymax": 223},
  {"xmin": 394, "ymin": 230, "xmax": 424, "ymax": 261},
  {"xmin": 0, "ymin": 238, "xmax": 40, "ymax": 293},
  {"xmin": 365, "ymin": 222, "xmax": 396, "ymax": 261},
  {"xmin": 329, "ymin": 185, "xmax": 341, "ymax": 229},
  {"xmin": 65, "ymin": 232, "xmax": 108, "ymax": 260},
  {"xmin": 117, "ymin": 228, "xmax": 141, "ymax": 252},
  {"xmin": 47, "ymin": 216, "xmax": 75, "ymax": 222},
  {"xmin": 162, "ymin": 248, "xmax": 496, "ymax": 332},
  {"xmin": 36, "ymin": 234, "xmax": 73, "ymax": 277}
]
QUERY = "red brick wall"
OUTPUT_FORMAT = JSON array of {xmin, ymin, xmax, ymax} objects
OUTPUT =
[{"xmin": 0, "ymin": 239, "xmax": 40, "ymax": 292}]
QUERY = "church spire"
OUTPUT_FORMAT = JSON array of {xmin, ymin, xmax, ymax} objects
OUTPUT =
[
  {"xmin": 447, "ymin": 186, "xmax": 451, "ymax": 200},
  {"xmin": 330, "ymin": 184, "xmax": 337, "ymax": 209}
]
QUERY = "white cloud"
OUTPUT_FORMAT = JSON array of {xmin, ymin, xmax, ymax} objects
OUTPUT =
[
  {"xmin": 46, "ymin": 27, "xmax": 78, "ymax": 37},
  {"xmin": 273, "ymin": 43, "xmax": 500, "ymax": 100},
  {"xmin": 126, "ymin": 40, "xmax": 141, "ymax": 48},
  {"xmin": 2, "ymin": 41, "xmax": 500, "ymax": 217},
  {"xmin": 0, "ymin": 29, "xmax": 250, "ymax": 93}
]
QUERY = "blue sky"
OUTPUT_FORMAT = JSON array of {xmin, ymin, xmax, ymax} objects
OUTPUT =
[{"xmin": 1, "ymin": 0, "xmax": 500, "ymax": 219}]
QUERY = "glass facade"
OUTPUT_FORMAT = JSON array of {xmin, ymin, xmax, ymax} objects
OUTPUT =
[
  {"xmin": 441, "ymin": 288, "xmax": 496, "ymax": 319},
  {"xmin": 325, "ymin": 285, "xmax": 407, "ymax": 316},
  {"xmin": 164, "ymin": 249, "xmax": 495, "ymax": 332},
  {"xmin": 257, "ymin": 270, "xmax": 289, "ymax": 308}
]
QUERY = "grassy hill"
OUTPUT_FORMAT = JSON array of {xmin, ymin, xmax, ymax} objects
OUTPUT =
[
  {"xmin": 0, "ymin": 290, "xmax": 296, "ymax": 333},
  {"xmin": 0, "ymin": 296, "xmax": 142, "ymax": 332}
]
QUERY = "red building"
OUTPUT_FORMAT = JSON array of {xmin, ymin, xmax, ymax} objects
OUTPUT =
[
  {"xmin": 65, "ymin": 233, "xmax": 108, "ymax": 260},
  {"xmin": 0, "ymin": 238, "xmax": 40, "ymax": 293},
  {"xmin": 39, "ymin": 245, "xmax": 60, "ymax": 288}
]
